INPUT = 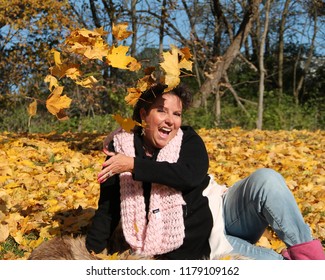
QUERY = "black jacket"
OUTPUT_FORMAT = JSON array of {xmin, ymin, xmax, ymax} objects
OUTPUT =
[{"xmin": 86, "ymin": 126, "xmax": 213, "ymax": 259}]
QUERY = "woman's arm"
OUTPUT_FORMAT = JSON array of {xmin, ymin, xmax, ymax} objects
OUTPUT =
[
  {"xmin": 97, "ymin": 127, "xmax": 209, "ymax": 192},
  {"xmin": 98, "ymin": 135, "xmax": 135, "ymax": 183},
  {"xmin": 133, "ymin": 127, "xmax": 209, "ymax": 192}
]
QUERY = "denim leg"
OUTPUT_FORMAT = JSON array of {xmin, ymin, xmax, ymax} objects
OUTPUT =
[
  {"xmin": 222, "ymin": 168, "xmax": 313, "ymax": 259},
  {"xmin": 225, "ymin": 235, "xmax": 283, "ymax": 260}
]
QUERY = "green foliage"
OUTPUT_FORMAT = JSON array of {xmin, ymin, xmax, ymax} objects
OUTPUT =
[
  {"xmin": 0, "ymin": 236, "xmax": 25, "ymax": 259},
  {"xmin": 262, "ymin": 92, "xmax": 323, "ymax": 130},
  {"xmin": 28, "ymin": 115, "xmax": 118, "ymax": 134},
  {"xmin": 0, "ymin": 90, "xmax": 323, "ymax": 133},
  {"xmin": 0, "ymin": 106, "xmax": 29, "ymax": 133},
  {"xmin": 0, "ymin": 104, "xmax": 118, "ymax": 134},
  {"xmin": 182, "ymin": 91, "xmax": 324, "ymax": 131},
  {"xmin": 183, "ymin": 107, "xmax": 216, "ymax": 130}
]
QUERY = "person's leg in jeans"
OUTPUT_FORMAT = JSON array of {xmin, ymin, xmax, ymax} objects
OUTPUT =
[{"xmin": 222, "ymin": 168, "xmax": 313, "ymax": 260}]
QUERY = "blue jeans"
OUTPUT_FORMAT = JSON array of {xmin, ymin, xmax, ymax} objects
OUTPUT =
[{"xmin": 222, "ymin": 168, "xmax": 313, "ymax": 260}]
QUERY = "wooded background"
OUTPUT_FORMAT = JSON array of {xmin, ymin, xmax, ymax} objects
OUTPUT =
[
  {"xmin": 0, "ymin": 0, "xmax": 324, "ymax": 132},
  {"xmin": 0, "ymin": 1, "xmax": 324, "ymax": 260}
]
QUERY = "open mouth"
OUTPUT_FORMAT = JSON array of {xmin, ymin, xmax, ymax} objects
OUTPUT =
[{"xmin": 158, "ymin": 127, "xmax": 172, "ymax": 138}]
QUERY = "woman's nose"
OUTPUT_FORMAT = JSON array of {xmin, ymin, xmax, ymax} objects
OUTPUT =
[{"xmin": 165, "ymin": 113, "xmax": 174, "ymax": 125}]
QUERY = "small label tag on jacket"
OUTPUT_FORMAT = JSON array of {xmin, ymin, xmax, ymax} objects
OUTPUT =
[{"xmin": 152, "ymin": 208, "xmax": 161, "ymax": 218}]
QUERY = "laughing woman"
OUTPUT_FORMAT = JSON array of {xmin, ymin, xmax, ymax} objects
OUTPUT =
[{"xmin": 86, "ymin": 83, "xmax": 324, "ymax": 260}]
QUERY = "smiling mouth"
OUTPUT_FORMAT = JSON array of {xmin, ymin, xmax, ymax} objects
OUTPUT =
[{"xmin": 158, "ymin": 127, "xmax": 172, "ymax": 138}]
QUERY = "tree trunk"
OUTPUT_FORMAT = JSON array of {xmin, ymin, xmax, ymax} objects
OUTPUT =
[
  {"xmin": 198, "ymin": 0, "xmax": 260, "ymax": 107},
  {"xmin": 257, "ymin": 0, "xmax": 271, "ymax": 130},
  {"xmin": 181, "ymin": 0, "xmax": 202, "ymax": 88},
  {"xmin": 214, "ymin": 91, "xmax": 221, "ymax": 125},
  {"xmin": 130, "ymin": 0, "xmax": 138, "ymax": 57},
  {"xmin": 277, "ymin": 0, "xmax": 290, "ymax": 99},
  {"xmin": 211, "ymin": 0, "xmax": 234, "ymax": 56},
  {"xmin": 159, "ymin": 0, "xmax": 167, "ymax": 60},
  {"xmin": 89, "ymin": 0, "xmax": 101, "ymax": 28},
  {"xmin": 102, "ymin": 0, "xmax": 118, "ymax": 80},
  {"xmin": 293, "ymin": 10, "xmax": 317, "ymax": 105}
]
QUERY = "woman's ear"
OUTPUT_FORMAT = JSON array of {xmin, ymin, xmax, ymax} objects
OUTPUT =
[{"xmin": 139, "ymin": 108, "xmax": 146, "ymax": 121}]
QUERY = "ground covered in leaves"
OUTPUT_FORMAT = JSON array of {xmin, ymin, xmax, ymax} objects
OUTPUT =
[{"xmin": 0, "ymin": 128, "xmax": 324, "ymax": 259}]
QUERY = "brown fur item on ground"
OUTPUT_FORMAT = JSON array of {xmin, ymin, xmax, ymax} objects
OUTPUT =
[
  {"xmin": 28, "ymin": 236, "xmax": 152, "ymax": 260},
  {"xmin": 28, "ymin": 236, "xmax": 99, "ymax": 260},
  {"xmin": 28, "ymin": 235, "xmax": 250, "ymax": 260}
]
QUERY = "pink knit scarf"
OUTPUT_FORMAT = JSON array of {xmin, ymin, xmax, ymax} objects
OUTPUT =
[{"xmin": 113, "ymin": 129, "xmax": 186, "ymax": 256}]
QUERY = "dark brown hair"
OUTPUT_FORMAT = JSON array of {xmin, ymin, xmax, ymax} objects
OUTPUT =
[{"xmin": 132, "ymin": 83, "xmax": 192, "ymax": 129}]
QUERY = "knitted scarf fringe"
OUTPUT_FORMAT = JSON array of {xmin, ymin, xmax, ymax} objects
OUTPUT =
[{"xmin": 113, "ymin": 129, "xmax": 185, "ymax": 256}]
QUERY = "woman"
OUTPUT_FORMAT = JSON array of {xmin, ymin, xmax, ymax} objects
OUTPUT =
[{"xmin": 86, "ymin": 83, "xmax": 324, "ymax": 260}]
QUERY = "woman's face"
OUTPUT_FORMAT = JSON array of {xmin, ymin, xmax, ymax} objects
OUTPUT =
[{"xmin": 140, "ymin": 93, "xmax": 183, "ymax": 149}]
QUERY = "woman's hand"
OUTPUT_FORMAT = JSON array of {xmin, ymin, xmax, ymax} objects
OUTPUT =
[{"xmin": 97, "ymin": 151, "xmax": 134, "ymax": 183}]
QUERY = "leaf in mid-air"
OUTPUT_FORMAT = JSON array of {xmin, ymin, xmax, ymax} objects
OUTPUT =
[
  {"xmin": 44, "ymin": 75, "xmax": 59, "ymax": 91},
  {"xmin": 106, "ymin": 45, "xmax": 141, "ymax": 71},
  {"xmin": 180, "ymin": 47, "xmax": 192, "ymax": 60},
  {"xmin": 42, "ymin": 25, "xmax": 143, "ymax": 119},
  {"xmin": 137, "ymin": 67, "xmax": 156, "ymax": 91},
  {"xmin": 65, "ymin": 65, "xmax": 82, "ymax": 80},
  {"xmin": 65, "ymin": 28, "xmax": 109, "ymax": 60},
  {"xmin": 113, "ymin": 114, "xmax": 140, "ymax": 132},
  {"xmin": 84, "ymin": 40, "xmax": 109, "ymax": 60},
  {"xmin": 75, "ymin": 76, "xmax": 98, "ymax": 88},
  {"xmin": 112, "ymin": 22, "xmax": 133, "ymax": 41},
  {"xmin": 160, "ymin": 45, "xmax": 193, "ymax": 91},
  {"xmin": 46, "ymin": 86, "xmax": 72, "ymax": 119},
  {"xmin": 125, "ymin": 88, "xmax": 142, "ymax": 106},
  {"xmin": 27, "ymin": 100, "xmax": 37, "ymax": 117},
  {"xmin": 51, "ymin": 49, "xmax": 62, "ymax": 68}
]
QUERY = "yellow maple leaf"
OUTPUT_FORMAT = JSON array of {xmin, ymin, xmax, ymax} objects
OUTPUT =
[
  {"xmin": 93, "ymin": 26, "xmax": 109, "ymax": 37},
  {"xmin": 66, "ymin": 42, "xmax": 87, "ymax": 56},
  {"xmin": 106, "ymin": 45, "xmax": 141, "ymax": 71},
  {"xmin": 0, "ymin": 223, "xmax": 9, "ymax": 242},
  {"xmin": 65, "ymin": 28, "xmax": 109, "ymax": 60},
  {"xmin": 179, "ymin": 57, "xmax": 193, "ymax": 72},
  {"xmin": 26, "ymin": 237, "xmax": 44, "ymax": 250},
  {"xmin": 75, "ymin": 76, "xmax": 98, "ymax": 88},
  {"xmin": 125, "ymin": 88, "xmax": 142, "ymax": 106},
  {"xmin": 74, "ymin": 28, "xmax": 103, "ymax": 38},
  {"xmin": 65, "ymin": 65, "xmax": 82, "ymax": 80},
  {"xmin": 84, "ymin": 41, "xmax": 109, "ymax": 60},
  {"xmin": 49, "ymin": 64, "xmax": 82, "ymax": 80},
  {"xmin": 113, "ymin": 114, "xmax": 140, "ymax": 133},
  {"xmin": 46, "ymin": 86, "xmax": 72, "ymax": 119},
  {"xmin": 27, "ymin": 100, "xmax": 37, "ymax": 117},
  {"xmin": 112, "ymin": 22, "xmax": 133, "ymax": 40},
  {"xmin": 51, "ymin": 49, "xmax": 62, "ymax": 68},
  {"xmin": 124, "ymin": 67, "xmax": 157, "ymax": 100},
  {"xmin": 0, "ymin": 163, "xmax": 13, "ymax": 177},
  {"xmin": 160, "ymin": 46, "xmax": 180, "ymax": 90},
  {"xmin": 160, "ymin": 45, "xmax": 193, "ymax": 91},
  {"xmin": 127, "ymin": 59, "xmax": 142, "ymax": 71},
  {"xmin": 256, "ymin": 235, "xmax": 272, "ymax": 249},
  {"xmin": 44, "ymin": 74, "xmax": 59, "ymax": 91},
  {"xmin": 12, "ymin": 230, "xmax": 24, "ymax": 245},
  {"xmin": 135, "ymin": 67, "xmax": 156, "ymax": 91}
]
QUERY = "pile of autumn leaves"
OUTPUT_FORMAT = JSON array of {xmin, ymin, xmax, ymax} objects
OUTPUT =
[{"xmin": 0, "ymin": 128, "xmax": 324, "ymax": 259}]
